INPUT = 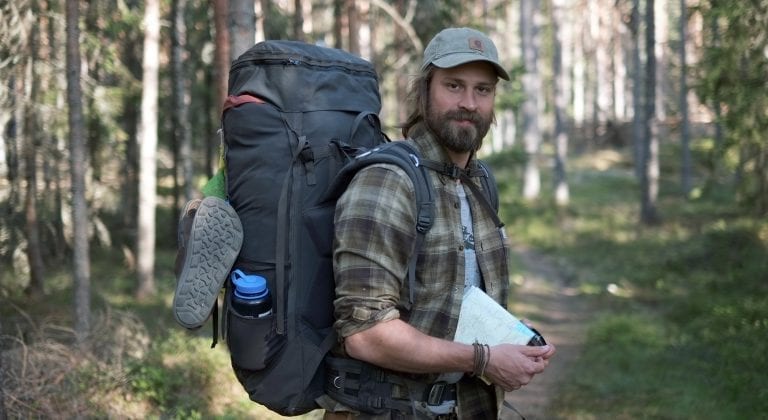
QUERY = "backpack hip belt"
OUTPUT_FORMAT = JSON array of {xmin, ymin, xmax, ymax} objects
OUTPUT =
[{"xmin": 324, "ymin": 356, "xmax": 458, "ymax": 415}]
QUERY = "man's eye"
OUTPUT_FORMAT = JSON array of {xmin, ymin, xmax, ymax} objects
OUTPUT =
[
  {"xmin": 446, "ymin": 82, "xmax": 460, "ymax": 91},
  {"xmin": 477, "ymin": 86, "xmax": 494, "ymax": 95}
]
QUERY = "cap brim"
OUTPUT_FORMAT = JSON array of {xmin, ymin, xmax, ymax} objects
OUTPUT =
[{"xmin": 429, "ymin": 53, "xmax": 510, "ymax": 81}]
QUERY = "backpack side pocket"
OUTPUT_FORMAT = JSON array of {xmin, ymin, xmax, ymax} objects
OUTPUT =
[{"xmin": 226, "ymin": 287, "xmax": 284, "ymax": 371}]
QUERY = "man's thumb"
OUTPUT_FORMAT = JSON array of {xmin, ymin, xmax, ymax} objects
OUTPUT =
[{"xmin": 522, "ymin": 344, "xmax": 550, "ymax": 356}]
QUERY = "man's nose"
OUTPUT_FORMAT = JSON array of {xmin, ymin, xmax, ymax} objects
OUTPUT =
[{"xmin": 458, "ymin": 91, "xmax": 478, "ymax": 111}]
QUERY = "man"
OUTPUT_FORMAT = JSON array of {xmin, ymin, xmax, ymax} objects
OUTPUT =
[{"xmin": 322, "ymin": 27, "xmax": 555, "ymax": 419}]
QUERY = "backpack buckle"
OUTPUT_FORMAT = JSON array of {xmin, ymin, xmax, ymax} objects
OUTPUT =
[
  {"xmin": 408, "ymin": 153, "xmax": 420, "ymax": 167},
  {"xmin": 445, "ymin": 164, "xmax": 461, "ymax": 179},
  {"xmin": 299, "ymin": 140, "xmax": 314, "ymax": 162},
  {"xmin": 426, "ymin": 382, "xmax": 448, "ymax": 406}
]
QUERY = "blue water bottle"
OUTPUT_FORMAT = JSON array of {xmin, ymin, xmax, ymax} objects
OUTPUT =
[{"xmin": 230, "ymin": 269, "xmax": 272, "ymax": 318}]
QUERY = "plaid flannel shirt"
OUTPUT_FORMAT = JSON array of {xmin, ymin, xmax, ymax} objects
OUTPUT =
[{"xmin": 331, "ymin": 124, "xmax": 511, "ymax": 418}]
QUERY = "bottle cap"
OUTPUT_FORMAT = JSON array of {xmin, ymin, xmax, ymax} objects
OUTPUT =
[{"xmin": 231, "ymin": 269, "xmax": 268, "ymax": 299}]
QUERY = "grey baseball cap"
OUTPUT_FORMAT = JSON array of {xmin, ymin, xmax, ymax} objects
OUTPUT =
[{"xmin": 421, "ymin": 27, "xmax": 509, "ymax": 80}]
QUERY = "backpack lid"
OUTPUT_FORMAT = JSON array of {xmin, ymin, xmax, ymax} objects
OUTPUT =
[{"xmin": 227, "ymin": 40, "xmax": 381, "ymax": 113}]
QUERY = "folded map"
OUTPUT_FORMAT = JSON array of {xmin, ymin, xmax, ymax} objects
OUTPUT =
[{"xmin": 454, "ymin": 286, "xmax": 536, "ymax": 346}]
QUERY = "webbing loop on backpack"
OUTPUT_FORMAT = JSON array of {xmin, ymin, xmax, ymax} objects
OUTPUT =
[
  {"xmin": 211, "ymin": 296, "xmax": 219, "ymax": 348},
  {"xmin": 349, "ymin": 111, "xmax": 379, "ymax": 143},
  {"xmin": 298, "ymin": 138, "xmax": 317, "ymax": 185}
]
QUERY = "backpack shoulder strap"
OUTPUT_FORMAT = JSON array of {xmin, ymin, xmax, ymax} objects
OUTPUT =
[
  {"xmin": 476, "ymin": 160, "xmax": 499, "ymax": 212},
  {"xmin": 326, "ymin": 141, "xmax": 435, "ymax": 233},
  {"xmin": 418, "ymin": 158, "xmax": 503, "ymax": 229},
  {"xmin": 325, "ymin": 141, "xmax": 435, "ymax": 306}
]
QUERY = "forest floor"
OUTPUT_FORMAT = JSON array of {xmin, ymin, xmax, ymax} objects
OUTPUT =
[{"xmin": 501, "ymin": 243, "xmax": 594, "ymax": 420}]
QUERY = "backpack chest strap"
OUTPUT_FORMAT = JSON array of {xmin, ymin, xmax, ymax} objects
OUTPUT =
[{"xmin": 419, "ymin": 158, "xmax": 504, "ymax": 229}]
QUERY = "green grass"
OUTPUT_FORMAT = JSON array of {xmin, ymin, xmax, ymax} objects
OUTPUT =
[{"xmin": 487, "ymin": 144, "xmax": 768, "ymax": 419}]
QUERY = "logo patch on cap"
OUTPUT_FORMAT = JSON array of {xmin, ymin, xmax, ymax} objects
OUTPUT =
[{"xmin": 468, "ymin": 37, "xmax": 485, "ymax": 52}]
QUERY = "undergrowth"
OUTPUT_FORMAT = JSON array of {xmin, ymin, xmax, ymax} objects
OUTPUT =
[
  {"xmin": 0, "ymin": 249, "xmax": 322, "ymax": 418},
  {"xmin": 487, "ymin": 143, "xmax": 768, "ymax": 418}
]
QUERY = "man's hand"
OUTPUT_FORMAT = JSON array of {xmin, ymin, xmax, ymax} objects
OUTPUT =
[{"xmin": 483, "ymin": 343, "xmax": 556, "ymax": 392}]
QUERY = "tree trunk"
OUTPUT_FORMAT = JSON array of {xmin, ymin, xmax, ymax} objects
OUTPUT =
[
  {"xmin": 709, "ymin": 15, "xmax": 724, "ymax": 158},
  {"xmin": 520, "ymin": 0, "xmax": 541, "ymax": 201},
  {"xmin": 631, "ymin": 0, "xmax": 644, "ymax": 179},
  {"xmin": 22, "ymin": 15, "xmax": 46, "ymax": 295},
  {"xmin": 613, "ymin": 6, "xmax": 629, "ymax": 122},
  {"xmin": 492, "ymin": 2, "xmax": 517, "ymax": 151},
  {"xmin": 116, "ymin": 0, "xmax": 142, "ymax": 256},
  {"xmin": 136, "ymin": 0, "xmax": 160, "ymax": 299},
  {"xmin": 66, "ymin": 0, "xmax": 91, "ymax": 346},
  {"xmin": 552, "ymin": 0, "xmax": 570, "ymax": 207},
  {"xmin": 641, "ymin": 0, "xmax": 661, "ymax": 225},
  {"xmin": 333, "ymin": 0, "xmax": 343, "ymax": 49},
  {"xmin": 347, "ymin": 0, "xmax": 360, "ymax": 55},
  {"xmin": 572, "ymin": 8, "xmax": 586, "ymax": 135},
  {"xmin": 231, "ymin": 0, "xmax": 256, "ymax": 58},
  {"xmin": 394, "ymin": 0, "xmax": 408, "ymax": 125},
  {"xmin": 0, "ymin": 316, "xmax": 6, "ymax": 418},
  {"xmin": 4, "ymin": 76, "xmax": 22, "ymax": 265},
  {"xmin": 679, "ymin": 0, "xmax": 691, "ymax": 197},
  {"xmin": 654, "ymin": 0, "xmax": 668, "ymax": 122},
  {"xmin": 121, "ymin": 100, "xmax": 139, "ymax": 246},
  {"xmin": 358, "ymin": 0, "xmax": 371, "ymax": 60},
  {"xmin": 592, "ymin": 0, "xmax": 610, "ymax": 137},
  {"xmin": 368, "ymin": 1, "xmax": 378, "ymax": 69},
  {"xmin": 293, "ymin": 0, "xmax": 304, "ymax": 41},
  {"xmin": 212, "ymin": 0, "xmax": 230, "ymax": 178},
  {"xmin": 171, "ymin": 0, "xmax": 193, "ymax": 217},
  {"xmin": 39, "ymin": 0, "xmax": 67, "ymax": 263}
]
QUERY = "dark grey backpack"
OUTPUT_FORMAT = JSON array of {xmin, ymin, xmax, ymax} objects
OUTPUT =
[
  {"xmin": 220, "ymin": 40, "xmax": 498, "ymax": 416},
  {"xmin": 222, "ymin": 40, "xmax": 418, "ymax": 416}
]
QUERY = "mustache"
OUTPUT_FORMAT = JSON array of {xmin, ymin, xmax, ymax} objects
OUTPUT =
[{"xmin": 444, "ymin": 110, "xmax": 481, "ymax": 124}]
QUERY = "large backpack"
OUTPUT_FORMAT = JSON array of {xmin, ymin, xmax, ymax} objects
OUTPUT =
[{"xmin": 219, "ymin": 40, "xmax": 499, "ymax": 416}]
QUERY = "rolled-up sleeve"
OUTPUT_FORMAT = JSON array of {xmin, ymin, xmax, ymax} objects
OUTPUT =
[{"xmin": 332, "ymin": 164, "xmax": 418, "ymax": 338}]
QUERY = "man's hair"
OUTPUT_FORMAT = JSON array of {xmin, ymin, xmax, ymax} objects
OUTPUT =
[{"xmin": 400, "ymin": 66, "xmax": 437, "ymax": 138}]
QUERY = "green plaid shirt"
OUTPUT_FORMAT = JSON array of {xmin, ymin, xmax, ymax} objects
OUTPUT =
[{"xmin": 331, "ymin": 124, "xmax": 510, "ymax": 418}]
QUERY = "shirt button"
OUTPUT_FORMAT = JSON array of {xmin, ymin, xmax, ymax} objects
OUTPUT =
[
  {"xmin": 458, "ymin": 245, "xmax": 464, "ymax": 251},
  {"xmin": 454, "ymin": 202, "xmax": 459, "ymax": 209}
]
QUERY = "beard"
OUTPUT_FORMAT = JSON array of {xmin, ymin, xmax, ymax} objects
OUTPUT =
[{"xmin": 425, "ymin": 108, "xmax": 493, "ymax": 154}]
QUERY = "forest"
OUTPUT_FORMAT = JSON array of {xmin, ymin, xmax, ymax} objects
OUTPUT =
[{"xmin": 1, "ymin": 0, "xmax": 767, "ymax": 418}]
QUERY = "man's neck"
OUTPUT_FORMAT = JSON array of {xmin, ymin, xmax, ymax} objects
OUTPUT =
[{"xmin": 446, "ymin": 150, "xmax": 472, "ymax": 169}]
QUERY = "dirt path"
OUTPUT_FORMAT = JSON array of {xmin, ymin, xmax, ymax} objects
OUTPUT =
[{"xmin": 501, "ymin": 244, "xmax": 593, "ymax": 420}]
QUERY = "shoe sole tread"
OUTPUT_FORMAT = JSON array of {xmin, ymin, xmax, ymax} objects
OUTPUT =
[{"xmin": 173, "ymin": 197, "xmax": 243, "ymax": 329}]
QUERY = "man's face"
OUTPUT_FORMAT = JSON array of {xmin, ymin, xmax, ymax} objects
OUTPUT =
[{"xmin": 425, "ymin": 61, "xmax": 497, "ymax": 154}]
